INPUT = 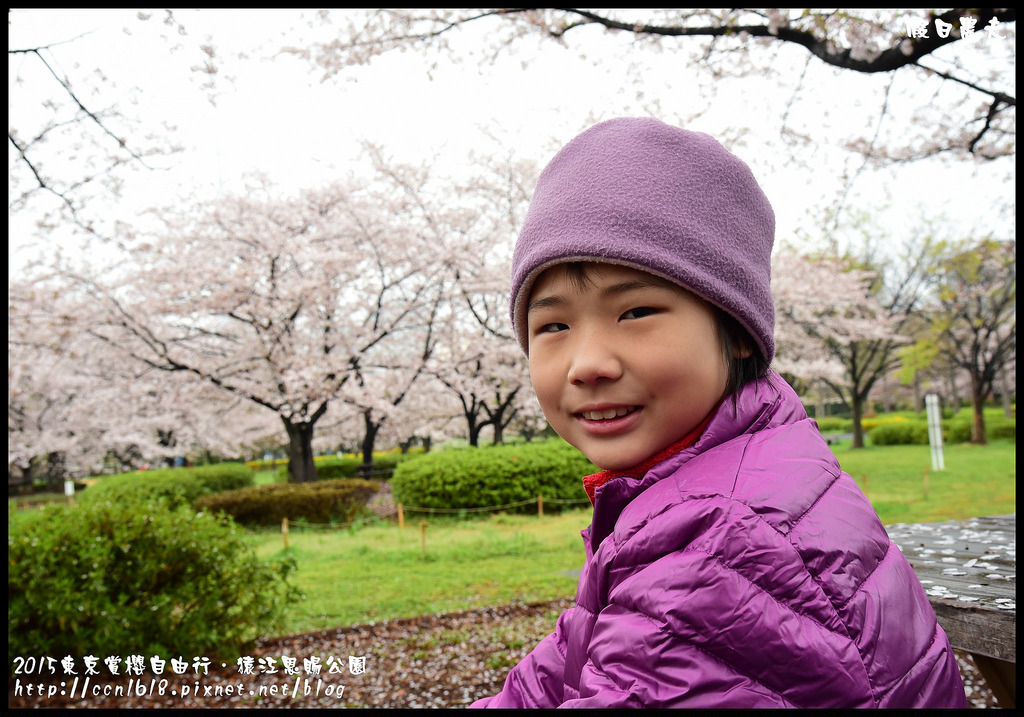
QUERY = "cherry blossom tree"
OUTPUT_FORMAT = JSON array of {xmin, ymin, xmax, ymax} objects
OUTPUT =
[
  {"xmin": 772, "ymin": 244, "xmax": 924, "ymax": 447},
  {"xmin": 9, "ymin": 276, "xmax": 275, "ymax": 489},
  {"xmin": 9, "ymin": 280, "xmax": 101, "ymax": 489},
  {"xmin": 377, "ymin": 386, "xmax": 463, "ymax": 453},
  {"xmin": 45, "ymin": 158, "xmax": 462, "ymax": 483},
  {"xmin": 338, "ymin": 342, "xmax": 440, "ymax": 475},
  {"xmin": 289, "ymin": 9, "xmax": 1015, "ymax": 161},
  {"xmin": 428, "ymin": 318, "xmax": 534, "ymax": 447},
  {"xmin": 926, "ymin": 238, "xmax": 1015, "ymax": 444},
  {"xmin": 420, "ymin": 151, "xmax": 541, "ymax": 446},
  {"xmin": 7, "ymin": 10, "xmax": 220, "ymax": 241}
]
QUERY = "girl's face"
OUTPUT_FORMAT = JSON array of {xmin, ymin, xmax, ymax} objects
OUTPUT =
[{"xmin": 527, "ymin": 263, "xmax": 732, "ymax": 472}]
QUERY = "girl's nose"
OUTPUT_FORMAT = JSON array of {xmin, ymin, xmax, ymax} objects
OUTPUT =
[{"xmin": 567, "ymin": 330, "xmax": 624, "ymax": 385}]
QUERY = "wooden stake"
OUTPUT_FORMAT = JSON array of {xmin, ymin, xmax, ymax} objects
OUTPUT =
[
  {"xmin": 282, "ymin": 517, "xmax": 290, "ymax": 550},
  {"xmin": 419, "ymin": 520, "xmax": 428, "ymax": 557},
  {"xmin": 923, "ymin": 466, "xmax": 930, "ymax": 500},
  {"xmin": 397, "ymin": 503, "xmax": 404, "ymax": 529},
  {"xmin": 537, "ymin": 495, "xmax": 544, "ymax": 517}
]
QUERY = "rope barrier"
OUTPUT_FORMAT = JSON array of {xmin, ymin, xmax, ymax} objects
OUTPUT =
[
  {"xmin": 396, "ymin": 496, "xmax": 591, "ymax": 514},
  {"xmin": 398, "ymin": 499, "xmax": 536, "ymax": 514},
  {"xmin": 280, "ymin": 518, "xmax": 365, "ymax": 531},
  {"xmin": 278, "ymin": 494, "xmax": 592, "ymax": 541}
]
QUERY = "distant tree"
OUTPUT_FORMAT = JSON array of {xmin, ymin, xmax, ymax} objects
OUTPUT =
[
  {"xmin": 429, "ymin": 321, "xmax": 533, "ymax": 446},
  {"xmin": 8, "ymin": 277, "xmax": 273, "ymax": 485},
  {"xmin": 46, "ymin": 161, "xmax": 459, "ymax": 483},
  {"xmin": 927, "ymin": 238, "xmax": 1015, "ymax": 444},
  {"xmin": 773, "ymin": 242, "xmax": 929, "ymax": 448}
]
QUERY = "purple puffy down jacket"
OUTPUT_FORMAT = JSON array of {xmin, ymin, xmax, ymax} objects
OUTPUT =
[{"xmin": 472, "ymin": 375, "xmax": 967, "ymax": 708}]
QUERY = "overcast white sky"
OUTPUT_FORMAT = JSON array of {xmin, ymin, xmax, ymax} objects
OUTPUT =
[{"xmin": 8, "ymin": 9, "xmax": 1016, "ymax": 276}]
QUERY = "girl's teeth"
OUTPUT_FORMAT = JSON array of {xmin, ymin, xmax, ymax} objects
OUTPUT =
[{"xmin": 582, "ymin": 407, "xmax": 633, "ymax": 420}]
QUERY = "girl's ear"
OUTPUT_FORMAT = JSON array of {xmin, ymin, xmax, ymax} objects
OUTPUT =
[{"xmin": 731, "ymin": 336, "xmax": 753, "ymax": 359}]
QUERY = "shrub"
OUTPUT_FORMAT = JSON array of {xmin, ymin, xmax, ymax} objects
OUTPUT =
[
  {"xmin": 861, "ymin": 415, "xmax": 907, "ymax": 432},
  {"xmin": 939, "ymin": 415, "xmax": 1016, "ymax": 443},
  {"xmin": 78, "ymin": 463, "xmax": 254, "ymax": 509},
  {"xmin": 941, "ymin": 420, "xmax": 972, "ymax": 444},
  {"xmin": 390, "ymin": 439, "xmax": 594, "ymax": 514},
  {"xmin": 274, "ymin": 456, "xmax": 404, "ymax": 481},
  {"xmin": 988, "ymin": 418, "xmax": 1016, "ymax": 441},
  {"xmin": 187, "ymin": 463, "xmax": 257, "ymax": 493},
  {"xmin": 8, "ymin": 501, "xmax": 296, "ymax": 663},
  {"xmin": 194, "ymin": 478, "xmax": 381, "ymax": 526},
  {"xmin": 867, "ymin": 416, "xmax": 1016, "ymax": 445},
  {"xmin": 814, "ymin": 417, "xmax": 852, "ymax": 433},
  {"xmin": 247, "ymin": 458, "xmax": 288, "ymax": 472},
  {"xmin": 868, "ymin": 421, "xmax": 930, "ymax": 446}
]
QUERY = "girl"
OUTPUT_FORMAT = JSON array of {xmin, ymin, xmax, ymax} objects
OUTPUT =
[{"xmin": 471, "ymin": 118, "xmax": 967, "ymax": 708}]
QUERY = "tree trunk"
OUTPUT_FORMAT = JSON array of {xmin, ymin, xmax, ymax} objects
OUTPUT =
[
  {"xmin": 467, "ymin": 417, "xmax": 486, "ymax": 447},
  {"xmin": 283, "ymin": 418, "xmax": 318, "ymax": 483},
  {"xmin": 46, "ymin": 451, "xmax": 67, "ymax": 493},
  {"xmin": 970, "ymin": 379, "xmax": 988, "ymax": 446},
  {"xmin": 360, "ymin": 410, "xmax": 381, "ymax": 478},
  {"xmin": 8, "ymin": 464, "xmax": 33, "ymax": 496},
  {"xmin": 460, "ymin": 395, "xmax": 486, "ymax": 447},
  {"xmin": 484, "ymin": 388, "xmax": 520, "ymax": 446},
  {"xmin": 947, "ymin": 367, "xmax": 961, "ymax": 414},
  {"xmin": 850, "ymin": 393, "xmax": 866, "ymax": 449}
]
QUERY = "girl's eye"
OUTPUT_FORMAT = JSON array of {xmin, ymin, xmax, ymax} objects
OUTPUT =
[
  {"xmin": 621, "ymin": 307, "xmax": 657, "ymax": 320},
  {"xmin": 539, "ymin": 322, "xmax": 569, "ymax": 334}
]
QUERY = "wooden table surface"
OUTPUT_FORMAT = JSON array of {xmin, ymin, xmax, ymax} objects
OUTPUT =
[{"xmin": 886, "ymin": 514, "xmax": 1015, "ymax": 707}]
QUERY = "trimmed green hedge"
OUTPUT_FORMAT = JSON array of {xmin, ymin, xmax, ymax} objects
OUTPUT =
[
  {"xmin": 8, "ymin": 501, "xmax": 295, "ymax": 663},
  {"xmin": 869, "ymin": 416, "xmax": 1015, "ymax": 445},
  {"xmin": 274, "ymin": 456, "xmax": 405, "ymax": 481},
  {"xmin": 79, "ymin": 463, "xmax": 254, "ymax": 509},
  {"xmin": 814, "ymin": 417, "xmax": 852, "ymax": 433},
  {"xmin": 868, "ymin": 421, "xmax": 931, "ymax": 446},
  {"xmin": 390, "ymin": 439, "xmax": 594, "ymax": 513},
  {"xmin": 989, "ymin": 420, "xmax": 1017, "ymax": 440},
  {"xmin": 193, "ymin": 478, "xmax": 381, "ymax": 526}
]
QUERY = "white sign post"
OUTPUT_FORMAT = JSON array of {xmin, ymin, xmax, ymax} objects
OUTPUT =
[{"xmin": 925, "ymin": 393, "xmax": 945, "ymax": 471}]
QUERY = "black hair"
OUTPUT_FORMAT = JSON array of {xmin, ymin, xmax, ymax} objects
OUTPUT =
[{"xmin": 713, "ymin": 307, "xmax": 772, "ymax": 402}]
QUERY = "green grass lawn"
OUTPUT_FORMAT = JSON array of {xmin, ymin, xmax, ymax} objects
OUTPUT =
[
  {"xmin": 254, "ymin": 439, "xmax": 1014, "ymax": 635},
  {"xmin": 832, "ymin": 439, "xmax": 1015, "ymax": 524},
  {"xmin": 254, "ymin": 510, "xmax": 592, "ymax": 634},
  {"xmin": 10, "ymin": 436, "xmax": 1014, "ymax": 639}
]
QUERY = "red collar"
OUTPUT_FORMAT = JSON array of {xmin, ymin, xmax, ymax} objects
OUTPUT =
[{"xmin": 582, "ymin": 411, "xmax": 714, "ymax": 505}]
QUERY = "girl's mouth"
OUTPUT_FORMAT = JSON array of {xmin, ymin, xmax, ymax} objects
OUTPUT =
[
  {"xmin": 575, "ymin": 405, "xmax": 642, "ymax": 437},
  {"xmin": 577, "ymin": 406, "xmax": 640, "ymax": 421}
]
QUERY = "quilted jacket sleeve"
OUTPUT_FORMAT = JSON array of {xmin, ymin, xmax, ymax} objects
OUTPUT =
[
  {"xmin": 560, "ymin": 490, "xmax": 885, "ymax": 708},
  {"xmin": 559, "ymin": 475, "xmax": 965, "ymax": 708},
  {"xmin": 470, "ymin": 607, "xmax": 572, "ymax": 708},
  {"xmin": 566, "ymin": 603, "xmax": 802, "ymax": 708}
]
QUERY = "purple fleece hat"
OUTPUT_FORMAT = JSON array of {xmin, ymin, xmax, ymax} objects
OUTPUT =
[{"xmin": 510, "ymin": 117, "xmax": 776, "ymax": 362}]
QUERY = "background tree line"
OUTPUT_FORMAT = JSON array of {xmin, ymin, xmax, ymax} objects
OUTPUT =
[
  {"xmin": 9, "ymin": 154, "xmax": 1015, "ymax": 486},
  {"xmin": 9, "ymin": 9, "xmax": 1015, "ymax": 486}
]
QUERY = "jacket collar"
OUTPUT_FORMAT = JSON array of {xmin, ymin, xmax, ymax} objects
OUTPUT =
[
  {"xmin": 582, "ymin": 410, "xmax": 714, "ymax": 505},
  {"xmin": 582, "ymin": 373, "xmax": 799, "ymax": 553}
]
